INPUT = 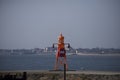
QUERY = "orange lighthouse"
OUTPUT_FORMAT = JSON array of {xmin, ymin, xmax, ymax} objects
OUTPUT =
[{"xmin": 53, "ymin": 33, "xmax": 70, "ymax": 70}]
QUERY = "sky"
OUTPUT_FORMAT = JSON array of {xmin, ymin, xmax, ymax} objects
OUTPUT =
[{"xmin": 0, "ymin": 0, "xmax": 120, "ymax": 49}]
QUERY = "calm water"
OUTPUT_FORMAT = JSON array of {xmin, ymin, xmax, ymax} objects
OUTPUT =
[{"xmin": 0, "ymin": 54, "xmax": 120, "ymax": 71}]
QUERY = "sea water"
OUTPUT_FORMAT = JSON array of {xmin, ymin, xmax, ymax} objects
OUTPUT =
[{"xmin": 0, "ymin": 54, "xmax": 120, "ymax": 71}]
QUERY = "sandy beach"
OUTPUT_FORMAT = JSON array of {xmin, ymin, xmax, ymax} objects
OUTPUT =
[{"xmin": 0, "ymin": 70, "xmax": 120, "ymax": 80}]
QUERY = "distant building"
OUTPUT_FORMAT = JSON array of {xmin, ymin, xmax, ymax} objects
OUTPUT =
[
  {"xmin": 44, "ymin": 47, "xmax": 56, "ymax": 52},
  {"xmin": 32, "ymin": 48, "xmax": 44, "ymax": 54}
]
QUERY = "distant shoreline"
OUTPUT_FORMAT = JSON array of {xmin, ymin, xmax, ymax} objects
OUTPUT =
[
  {"xmin": 1, "ymin": 53, "xmax": 120, "ymax": 56},
  {"xmin": 75, "ymin": 53, "xmax": 120, "ymax": 56}
]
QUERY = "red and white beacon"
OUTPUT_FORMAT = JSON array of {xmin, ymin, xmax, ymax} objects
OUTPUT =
[{"xmin": 53, "ymin": 33, "xmax": 70, "ymax": 70}]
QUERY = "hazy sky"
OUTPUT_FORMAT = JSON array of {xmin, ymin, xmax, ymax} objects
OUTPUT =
[{"xmin": 0, "ymin": 0, "xmax": 120, "ymax": 49}]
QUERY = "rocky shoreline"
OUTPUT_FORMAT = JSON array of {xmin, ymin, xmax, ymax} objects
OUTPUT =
[
  {"xmin": 0, "ymin": 71, "xmax": 120, "ymax": 80},
  {"xmin": 28, "ymin": 73, "xmax": 120, "ymax": 80}
]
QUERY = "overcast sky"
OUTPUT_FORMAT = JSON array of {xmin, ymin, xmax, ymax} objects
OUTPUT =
[{"xmin": 0, "ymin": 0, "xmax": 120, "ymax": 49}]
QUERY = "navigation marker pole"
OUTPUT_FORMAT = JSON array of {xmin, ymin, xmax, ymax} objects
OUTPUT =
[{"xmin": 64, "ymin": 64, "xmax": 66, "ymax": 80}]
